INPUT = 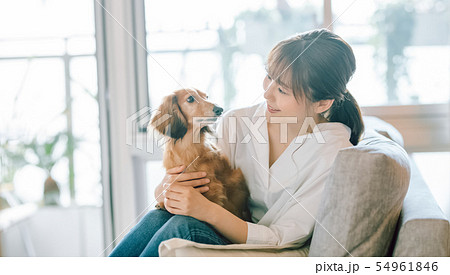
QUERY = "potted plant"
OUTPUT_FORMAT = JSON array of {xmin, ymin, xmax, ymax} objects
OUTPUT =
[{"xmin": 25, "ymin": 133, "xmax": 69, "ymax": 206}]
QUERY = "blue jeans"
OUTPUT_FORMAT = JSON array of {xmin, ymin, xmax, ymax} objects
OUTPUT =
[{"xmin": 109, "ymin": 209, "xmax": 231, "ymax": 257}]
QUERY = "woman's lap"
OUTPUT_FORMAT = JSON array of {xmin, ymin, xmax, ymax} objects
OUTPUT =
[
  {"xmin": 109, "ymin": 209, "xmax": 231, "ymax": 257},
  {"xmin": 139, "ymin": 214, "xmax": 231, "ymax": 257}
]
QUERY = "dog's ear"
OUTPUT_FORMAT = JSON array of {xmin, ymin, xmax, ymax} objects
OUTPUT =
[
  {"xmin": 168, "ymin": 95, "xmax": 188, "ymax": 139},
  {"xmin": 150, "ymin": 94, "xmax": 188, "ymax": 139}
]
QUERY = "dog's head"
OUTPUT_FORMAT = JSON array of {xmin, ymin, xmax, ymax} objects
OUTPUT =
[{"xmin": 150, "ymin": 88, "xmax": 223, "ymax": 140}]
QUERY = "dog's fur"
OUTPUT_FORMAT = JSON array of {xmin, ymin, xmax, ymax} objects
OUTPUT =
[{"xmin": 149, "ymin": 88, "xmax": 251, "ymax": 221}]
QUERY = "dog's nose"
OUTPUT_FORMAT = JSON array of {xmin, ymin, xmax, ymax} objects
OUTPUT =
[{"xmin": 213, "ymin": 105, "xmax": 223, "ymax": 116}]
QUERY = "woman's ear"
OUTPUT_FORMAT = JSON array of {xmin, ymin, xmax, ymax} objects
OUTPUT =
[
  {"xmin": 150, "ymin": 94, "xmax": 188, "ymax": 139},
  {"xmin": 314, "ymin": 99, "xmax": 334, "ymax": 114}
]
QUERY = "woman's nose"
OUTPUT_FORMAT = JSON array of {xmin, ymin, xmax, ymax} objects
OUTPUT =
[{"xmin": 263, "ymin": 81, "xmax": 275, "ymax": 100}]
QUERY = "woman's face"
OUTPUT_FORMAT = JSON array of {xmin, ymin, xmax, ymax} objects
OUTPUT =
[{"xmin": 262, "ymin": 73, "xmax": 311, "ymax": 122}]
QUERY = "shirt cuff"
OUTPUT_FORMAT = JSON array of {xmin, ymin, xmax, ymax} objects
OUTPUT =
[{"xmin": 246, "ymin": 222, "xmax": 279, "ymax": 245}]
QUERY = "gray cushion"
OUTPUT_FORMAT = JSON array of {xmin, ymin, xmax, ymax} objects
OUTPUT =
[
  {"xmin": 309, "ymin": 131, "xmax": 411, "ymax": 256},
  {"xmin": 393, "ymin": 160, "xmax": 450, "ymax": 256}
]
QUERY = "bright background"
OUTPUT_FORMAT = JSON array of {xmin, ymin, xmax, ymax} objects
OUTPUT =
[{"xmin": 0, "ymin": 0, "xmax": 448, "ymax": 256}]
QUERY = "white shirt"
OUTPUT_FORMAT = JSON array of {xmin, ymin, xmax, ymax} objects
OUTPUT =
[{"xmin": 212, "ymin": 101, "xmax": 353, "ymax": 247}]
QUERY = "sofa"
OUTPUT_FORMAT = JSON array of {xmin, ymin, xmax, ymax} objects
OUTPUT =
[{"xmin": 158, "ymin": 116, "xmax": 450, "ymax": 257}]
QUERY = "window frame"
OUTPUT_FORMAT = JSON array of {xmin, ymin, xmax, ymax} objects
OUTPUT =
[
  {"xmin": 94, "ymin": 0, "xmax": 150, "ymax": 255},
  {"xmin": 362, "ymin": 104, "xmax": 450, "ymax": 152}
]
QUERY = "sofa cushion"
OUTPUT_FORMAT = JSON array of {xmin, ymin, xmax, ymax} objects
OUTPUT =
[
  {"xmin": 309, "ymin": 131, "xmax": 411, "ymax": 256},
  {"xmin": 159, "ymin": 238, "xmax": 310, "ymax": 257}
]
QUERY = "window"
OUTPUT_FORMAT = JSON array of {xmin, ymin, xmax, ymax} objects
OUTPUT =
[
  {"xmin": 333, "ymin": 0, "xmax": 450, "ymax": 106},
  {"xmin": 0, "ymin": 0, "xmax": 103, "ymax": 256},
  {"xmin": 145, "ymin": 0, "xmax": 323, "ymax": 110}
]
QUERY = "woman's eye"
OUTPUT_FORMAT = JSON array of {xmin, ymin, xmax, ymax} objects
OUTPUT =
[
  {"xmin": 267, "ymin": 74, "xmax": 272, "ymax": 80},
  {"xmin": 187, "ymin": 96, "xmax": 194, "ymax": 103},
  {"xmin": 278, "ymin": 88, "xmax": 287, "ymax": 95}
]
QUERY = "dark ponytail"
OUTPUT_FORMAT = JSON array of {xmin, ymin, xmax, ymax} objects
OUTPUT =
[
  {"xmin": 267, "ymin": 28, "xmax": 365, "ymax": 145},
  {"xmin": 327, "ymin": 89, "xmax": 364, "ymax": 146}
]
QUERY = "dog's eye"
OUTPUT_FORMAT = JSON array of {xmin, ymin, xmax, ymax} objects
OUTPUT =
[{"xmin": 186, "ymin": 96, "xmax": 194, "ymax": 103}]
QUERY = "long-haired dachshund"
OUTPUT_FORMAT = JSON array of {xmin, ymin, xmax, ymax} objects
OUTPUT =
[{"xmin": 149, "ymin": 88, "xmax": 251, "ymax": 221}]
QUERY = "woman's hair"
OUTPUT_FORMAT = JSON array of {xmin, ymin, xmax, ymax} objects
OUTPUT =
[{"xmin": 266, "ymin": 28, "xmax": 364, "ymax": 145}]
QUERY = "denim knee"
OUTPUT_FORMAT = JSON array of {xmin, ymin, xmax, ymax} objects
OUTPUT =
[
  {"xmin": 165, "ymin": 215, "xmax": 229, "ymax": 245},
  {"xmin": 140, "ymin": 209, "xmax": 173, "ymax": 225},
  {"xmin": 109, "ymin": 209, "xmax": 174, "ymax": 257},
  {"xmin": 138, "ymin": 215, "xmax": 231, "ymax": 256},
  {"xmin": 166, "ymin": 215, "xmax": 202, "ymax": 229}
]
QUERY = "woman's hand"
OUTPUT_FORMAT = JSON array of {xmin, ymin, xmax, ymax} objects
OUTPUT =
[
  {"xmin": 162, "ymin": 166, "xmax": 213, "ymax": 221},
  {"xmin": 155, "ymin": 165, "xmax": 210, "ymax": 205}
]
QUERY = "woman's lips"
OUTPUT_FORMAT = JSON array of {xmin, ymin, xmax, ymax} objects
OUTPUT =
[{"xmin": 267, "ymin": 104, "xmax": 281, "ymax": 113}]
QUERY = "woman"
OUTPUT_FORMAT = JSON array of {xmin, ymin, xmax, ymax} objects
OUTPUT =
[{"xmin": 110, "ymin": 28, "xmax": 364, "ymax": 257}]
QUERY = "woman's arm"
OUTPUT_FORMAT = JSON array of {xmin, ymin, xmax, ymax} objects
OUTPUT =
[
  {"xmin": 163, "ymin": 184, "xmax": 248, "ymax": 244},
  {"xmin": 205, "ymin": 203, "xmax": 248, "ymax": 244}
]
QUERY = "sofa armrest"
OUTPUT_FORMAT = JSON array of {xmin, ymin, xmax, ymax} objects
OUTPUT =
[{"xmin": 392, "ymin": 159, "xmax": 450, "ymax": 256}]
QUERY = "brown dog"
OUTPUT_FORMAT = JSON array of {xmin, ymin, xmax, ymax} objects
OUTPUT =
[{"xmin": 149, "ymin": 88, "xmax": 251, "ymax": 221}]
